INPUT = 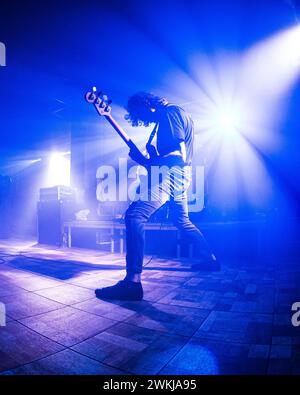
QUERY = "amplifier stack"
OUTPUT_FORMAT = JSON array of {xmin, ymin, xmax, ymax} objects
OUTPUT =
[{"xmin": 37, "ymin": 185, "xmax": 76, "ymax": 246}]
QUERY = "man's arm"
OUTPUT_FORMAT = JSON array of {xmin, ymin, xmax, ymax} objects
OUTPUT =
[
  {"xmin": 129, "ymin": 141, "xmax": 186, "ymax": 167},
  {"xmin": 179, "ymin": 141, "xmax": 187, "ymax": 163}
]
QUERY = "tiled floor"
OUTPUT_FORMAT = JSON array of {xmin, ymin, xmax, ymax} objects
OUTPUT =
[{"xmin": 0, "ymin": 239, "xmax": 299, "ymax": 375}]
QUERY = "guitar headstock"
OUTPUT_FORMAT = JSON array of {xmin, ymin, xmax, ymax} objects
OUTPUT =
[{"xmin": 85, "ymin": 87, "xmax": 112, "ymax": 116}]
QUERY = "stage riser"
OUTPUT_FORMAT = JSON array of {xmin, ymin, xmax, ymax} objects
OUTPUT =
[{"xmin": 67, "ymin": 225, "xmax": 288, "ymax": 262}]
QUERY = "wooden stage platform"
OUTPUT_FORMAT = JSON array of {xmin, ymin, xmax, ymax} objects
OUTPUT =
[{"xmin": 0, "ymin": 239, "xmax": 299, "ymax": 375}]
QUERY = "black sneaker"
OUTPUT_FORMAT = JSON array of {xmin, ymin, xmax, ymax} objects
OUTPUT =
[{"xmin": 95, "ymin": 280, "xmax": 143, "ymax": 301}]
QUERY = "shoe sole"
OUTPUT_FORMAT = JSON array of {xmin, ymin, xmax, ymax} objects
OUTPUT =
[{"xmin": 95, "ymin": 290, "xmax": 143, "ymax": 301}]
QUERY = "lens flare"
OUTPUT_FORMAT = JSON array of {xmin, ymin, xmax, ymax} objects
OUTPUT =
[{"xmin": 46, "ymin": 152, "xmax": 70, "ymax": 187}]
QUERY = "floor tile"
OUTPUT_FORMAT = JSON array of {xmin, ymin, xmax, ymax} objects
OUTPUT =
[
  {"xmin": 2, "ymin": 349, "xmax": 125, "ymax": 375},
  {"xmin": 1, "ymin": 291, "xmax": 64, "ymax": 320},
  {"xmin": 0, "ymin": 321, "xmax": 64, "ymax": 372},
  {"xmin": 72, "ymin": 322, "xmax": 187, "ymax": 374},
  {"xmin": 270, "ymin": 345, "xmax": 292, "ymax": 359},
  {"xmin": 65, "ymin": 274, "xmax": 113, "ymax": 289},
  {"xmin": 158, "ymin": 289, "xmax": 223, "ymax": 309},
  {"xmin": 0, "ymin": 279, "xmax": 25, "ymax": 297},
  {"xmin": 34, "ymin": 284, "xmax": 94, "ymax": 305},
  {"xmin": 4, "ymin": 275, "xmax": 64, "ymax": 292},
  {"xmin": 160, "ymin": 338, "xmax": 268, "ymax": 375},
  {"xmin": 0, "ymin": 265, "xmax": 35, "ymax": 280},
  {"xmin": 73, "ymin": 298, "xmax": 150, "ymax": 321},
  {"xmin": 141, "ymin": 281, "xmax": 179, "ymax": 303},
  {"xmin": 248, "ymin": 344, "xmax": 270, "ymax": 359},
  {"xmin": 19, "ymin": 306, "xmax": 117, "ymax": 346},
  {"xmin": 124, "ymin": 303, "xmax": 210, "ymax": 337},
  {"xmin": 194, "ymin": 311, "xmax": 273, "ymax": 344}
]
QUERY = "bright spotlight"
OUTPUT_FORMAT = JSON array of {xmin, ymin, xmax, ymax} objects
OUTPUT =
[
  {"xmin": 46, "ymin": 152, "xmax": 70, "ymax": 187},
  {"xmin": 211, "ymin": 105, "xmax": 245, "ymax": 137},
  {"xmin": 216, "ymin": 110, "xmax": 239, "ymax": 135}
]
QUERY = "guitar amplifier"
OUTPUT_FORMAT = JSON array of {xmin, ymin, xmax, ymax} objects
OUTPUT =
[
  {"xmin": 37, "ymin": 200, "xmax": 75, "ymax": 246},
  {"xmin": 39, "ymin": 186, "xmax": 75, "ymax": 202}
]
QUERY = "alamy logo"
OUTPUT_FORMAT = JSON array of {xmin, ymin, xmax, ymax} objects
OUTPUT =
[
  {"xmin": 96, "ymin": 159, "xmax": 205, "ymax": 213},
  {"xmin": 0, "ymin": 302, "xmax": 6, "ymax": 326},
  {"xmin": 0, "ymin": 42, "xmax": 6, "ymax": 66},
  {"xmin": 292, "ymin": 302, "xmax": 300, "ymax": 327}
]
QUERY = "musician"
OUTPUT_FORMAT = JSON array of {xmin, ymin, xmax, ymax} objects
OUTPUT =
[{"xmin": 95, "ymin": 92, "xmax": 219, "ymax": 301}]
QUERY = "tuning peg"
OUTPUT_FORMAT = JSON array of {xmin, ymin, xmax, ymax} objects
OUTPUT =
[
  {"xmin": 105, "ymin": 99, "xmax": 112, "ymax": 111},
  {"xmin": 88, "ymin": 87, "xmax": 97, "ymax": 101},
  {"xmin": 94, "ymin": 91, "xmax": 103, "ymax": 105},
  {"xmin": 87, "ymin": 86, "xmax": 97, "ymax": 101}
]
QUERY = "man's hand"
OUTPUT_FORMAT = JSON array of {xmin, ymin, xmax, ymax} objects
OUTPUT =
[
  {"xmin": 146, "ymin": 143, "xmax": 159, "ymax": 159},
  {"xmin": 128, "ymin": 149, "xmax": 149, "ymax": 167}
]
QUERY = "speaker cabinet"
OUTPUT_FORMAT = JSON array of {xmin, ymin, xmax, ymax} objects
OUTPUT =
[{"xmin": 37, "ymin": 200, "xmax": 74, "ymax": 246}]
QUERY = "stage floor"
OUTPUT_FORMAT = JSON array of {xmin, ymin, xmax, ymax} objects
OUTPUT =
[{"xmin": 0, "ymin": 239, "xmax": 299, "ymax": 375}]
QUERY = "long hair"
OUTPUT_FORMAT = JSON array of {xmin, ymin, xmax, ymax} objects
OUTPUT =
[{"xmin": 125, "ymin": 92, "xmax": 167, "ymax": 127}]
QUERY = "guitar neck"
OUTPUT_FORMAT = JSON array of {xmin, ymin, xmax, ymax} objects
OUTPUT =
[
  {"xmin": 85, "ymin": 90, "xmax": 143, "ymax": 154},
  {"xmin": 104, "ymin": 114, "xmax": 131, "ymax": 147}
]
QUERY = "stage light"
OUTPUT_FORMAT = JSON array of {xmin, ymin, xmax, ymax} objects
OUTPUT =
[
  {"xmin": 0, "ymin": 158, "xmax": 42, "ymax": 175},
  {"xmin": 46, "ymin": 152, "xmax": 70, "ymax": 187},
  {"xmin": 215, "ymin": 108, "xmax": 240, "ymax": 136},
  {"xmin": 180, "ymin": 24, "xmax": 300, "ymax": 212},
  {"xmin": 204, "ymin": 102, "xmax": 246, "ymax": 139}
]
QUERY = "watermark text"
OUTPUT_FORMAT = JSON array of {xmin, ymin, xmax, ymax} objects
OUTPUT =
[
  {"xmin": 0, "ymin": 302, "xmax": 6, "ymax": 327},
  {"xmin": 0, "ymin": 42, "xmax": 6, "ymax": 66},
  {"xmin": 292, "ymin": 302, "xmax": 300, "ymax": 327},
  {"xmin": 96, "ymin": 158, "xmax": 204, "ymax": 212}
]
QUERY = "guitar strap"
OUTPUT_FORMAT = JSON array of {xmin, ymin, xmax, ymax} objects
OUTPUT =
[{"xmin": 146, "ymin": 122, "xmax": 159, "ymax": 147}]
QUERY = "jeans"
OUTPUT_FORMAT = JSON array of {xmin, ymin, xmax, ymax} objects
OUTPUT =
[{"xmin": 125, "ymin": 165, "xmax": 213, "ymax": 275}]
